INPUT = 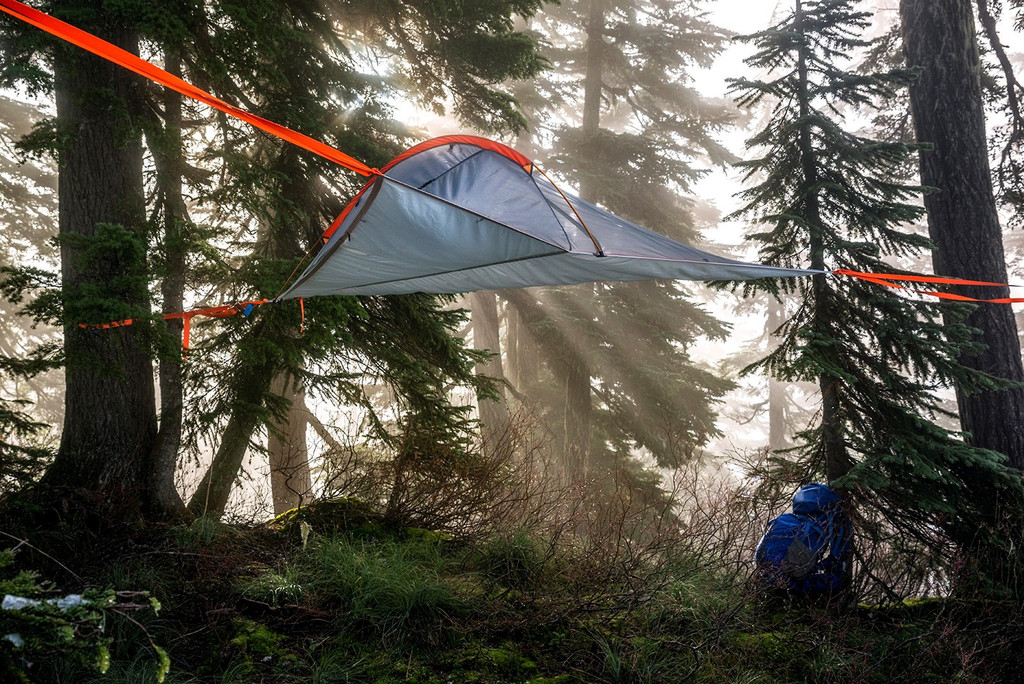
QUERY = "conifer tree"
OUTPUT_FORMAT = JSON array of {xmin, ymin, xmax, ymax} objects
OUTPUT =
[
  {"xmin": 730, "ymin": 0, "xmax": 1024, "ymax": 552},
  {"xmin": 508, "ymin": 0, "xmax": 734, "ymax": 483},
  {"xmin": 181, "ymin": 0, "xmax": 545, "ymax": 517},
  {"xmin": 0, "ymin": 0, "xmax": 546, "ymax": 519}
]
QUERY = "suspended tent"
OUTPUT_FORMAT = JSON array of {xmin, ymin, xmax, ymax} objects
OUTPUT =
[
  {"xmin": 5, "ymin": 0, "xmax": 1016, "ymax": 313},
  {"xmin": 0, "ymin": 0, "xmax": 816, "ymax": 302},
  {"xmin": 278, "ymin": 135, "xmax": 817, "ymax": 299}
]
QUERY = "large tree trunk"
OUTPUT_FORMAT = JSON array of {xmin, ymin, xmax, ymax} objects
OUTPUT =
[
  {"xmin": 268, "ymin": 372, "xmax": 312, "ymax": 515},
  {"xmin": 901, "ymin": 0, "xmax": 1024, "ymax": 470},
  {"xmin": 471, "ymin": 291, "xmax": 509, "ymax": 450},
  {"xmin": 148, "ymin": 50, "xmax": 189, "ymax": 520},
  {"xmin": 43, "ymin": 13, "xmax": 158, "ymax": 506}
]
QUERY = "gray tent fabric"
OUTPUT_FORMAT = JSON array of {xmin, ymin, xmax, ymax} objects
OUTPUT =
[{"xmin": 277, "ymin": 136, "xmax": 820, "ymax": 300}]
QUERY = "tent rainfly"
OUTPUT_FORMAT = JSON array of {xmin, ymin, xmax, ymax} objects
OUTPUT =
[{"xmin": 277, "ymin": 136, "xmax": 820, "ymax": 300}]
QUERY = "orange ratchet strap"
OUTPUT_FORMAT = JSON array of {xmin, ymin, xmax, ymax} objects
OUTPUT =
[
  {"xmin": 834, "ymin": 269, "xmax": 1024, "ymax": 304},
  {"xmin": 0, "ymin": 0, "xmax": 378, "ymax": 177}
]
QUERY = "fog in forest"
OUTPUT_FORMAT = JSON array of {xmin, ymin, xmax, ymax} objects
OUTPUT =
[
  {"xmin": 2, "ymin": 0, "xmax": 1022, "ymax": 522},
  {"xmin": 6, "ymin": 0, "xmax": 1024, "ymax": 679}
]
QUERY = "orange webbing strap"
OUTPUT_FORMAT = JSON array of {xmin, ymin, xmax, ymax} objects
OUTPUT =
[
  {"xmin": 77, "ymin": 319, "xmax": 134, "ymax": 330},
  {"xmin": 834, "ymin": 268, "xmax": 1024, "ymax": 304},
  {"xmin": 79, "ymin": 299, "xmax": 270, "ymax": 351},
  {"xmin": 834, "ymin": 269, "xmax": 1016, "ymax": 288},
  {"xmin": 0, "ymin": 0, "xmax": 379, "ymax": 177},
  {"xmin": 164, "ymin": 299, "xmax": 269, "ymax": 349}
]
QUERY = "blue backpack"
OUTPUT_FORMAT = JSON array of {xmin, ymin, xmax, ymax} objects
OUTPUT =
[{"xmin": 755, "ymin": 483, "xmax": 852, "ymax": 595}]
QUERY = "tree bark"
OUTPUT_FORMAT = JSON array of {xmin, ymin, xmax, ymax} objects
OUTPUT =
[
  {"xmin": 268, "ymin": 372, "xmax": 312, "ymax": 515},
  {"xmin": 188, "ymin": 329, "xmax": 274, "ymax": 517},
  {"xmin": 901, "ymin": 0, "xmax": 1024, "ymax": 469},
  {"xmin": 148, "ymin": 49, "xmax": 189, "ymax": 520},
  {"xmin": 767, "ymin": 299, "xmax": 788, "ymax": 452},
  {"xmin": 43, "ymin": 12, "xmax": 158, "ymax": 506},
  {"xmin": 470, "ymin": 291, "xmax": 509, "ymax": 450}
]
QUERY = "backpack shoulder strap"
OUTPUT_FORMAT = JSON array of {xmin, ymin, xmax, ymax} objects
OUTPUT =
[
  {"xmin": 803, "ymin": 516, "xmax": 828, "ymax": 561},
  {"xmin": 830, "ymin": 517, "xmax": 852, "ymax": 562}
]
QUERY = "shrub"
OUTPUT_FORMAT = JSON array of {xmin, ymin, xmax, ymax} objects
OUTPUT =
[
  {"xmin": 0, "ymin": 547, "xmax": 167, "ymax": 682},
  {"xmin": 478, "ymin": 529, "xmax": 546, "ymax": 591}
]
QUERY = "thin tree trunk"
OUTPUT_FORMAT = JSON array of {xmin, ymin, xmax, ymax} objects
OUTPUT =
[
  {"xmin": 471, "ymin": 291, "xmax": 509, "ymax": 450},
  {"xmin": 563, "ymin": 349, "xmax": 591, "ymax": 479},
  {"xmin": 506, "ymin": 303, "xmax": 521, "ymax": 390},
  {"xmin": 561, "ymin": 0, "xmax": 606, "ymax": 479},
  {"xmin": 901, "ymin": 0, "xmax": 1024, "ymax": 469},
  {"xmin": 187, "ymin": 139, "xmax": 314, "ymax": 518},
  {"xmin": 188, "ymin": 330, "xmax": 274, "ymax": 517},
  {"xmin": 148, "ymin": 49, "xmax": 189, "ymax": 520},
  {"xmin": 580, "ymin": 0, "xmax": 605, "ymax": 201},
  {"xmin": 268, "ymin": 372, "xmax": 312, "ymax": 515},
  {"xmin": 767, "ymin": 300, "xmax": 787, "ymax": 452},
  {"xmin": 44, "ymin": 13, "xmax": 158, "ymax": 507},
  {"xmin": 790, "ymin": 1, "xmax": 847, "ymax": 481},
  {"xmin": 796, "ymin": 1, "xmax": 851, "ymax": 482},
  {"xmin": 507, "ymin": 302, "xmax": 539, "ymax": 390}
]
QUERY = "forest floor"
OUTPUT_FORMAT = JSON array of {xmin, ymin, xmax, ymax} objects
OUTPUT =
[{"xmin": 2, "ymin": 496, "xmax": 1023, "ymax": 683}]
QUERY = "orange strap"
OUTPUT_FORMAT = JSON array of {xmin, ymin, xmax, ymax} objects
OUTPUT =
[
  {"xmin": 78, "ymin": 319, "xmax": 134, "ymax": 330},
  {"xmin": 833, "ymin": 269, "xmax": 1017, "ymax": 289},
  {"xmin": 0, "ymin": 0, "xmax": 378, "ymax": 177},
  {"xmin": 835, "ymin": 269, "xmax": 1024, "ymax": 304},
  {"xmin": 79, "ymin": 299, "xmax": 269, "ymax": 350}
]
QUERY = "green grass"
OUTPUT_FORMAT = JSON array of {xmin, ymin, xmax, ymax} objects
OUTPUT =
[{"xmin": 237, "ymin": 533, "xmax": 466, "ymax": 647}]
